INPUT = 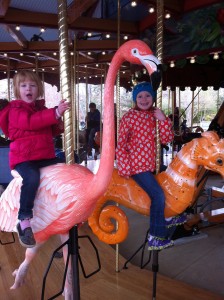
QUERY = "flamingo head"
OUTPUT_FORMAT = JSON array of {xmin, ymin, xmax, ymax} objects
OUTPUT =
[{"xmin": 117, "ymin": 39, "xmax": 162, "ymax": 90}]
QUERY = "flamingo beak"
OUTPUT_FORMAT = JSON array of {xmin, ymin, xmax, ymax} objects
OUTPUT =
[{"xmin": 139, "ymin": 54, "xmax": 162, "ymax": 91}]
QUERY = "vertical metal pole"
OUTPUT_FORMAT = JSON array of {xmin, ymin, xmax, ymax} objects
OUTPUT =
[
  {"xmin": 7, "ymin": 58, "xmax": 10, "ymax": 101},
  {"xmin": 69, "ymin": 225, "xmax": 80, "ymax": 300},
  {"xmin": 153, "ymin": 0, "xmax": 164, "ymax": 299},
  {"xmin": 58, "ymin": 1, "xmax": 79, "ymax": 299},
  {"xmin": 191, "ymin": 90, "xmax": 194, "ymax": 130},
  {"xmin": 58, "ymin": 0, "xmax": 74, "ymax": 165},
  {"xmin": 115, "ymin": 0, "xmax": 121, "ymax": 273}
]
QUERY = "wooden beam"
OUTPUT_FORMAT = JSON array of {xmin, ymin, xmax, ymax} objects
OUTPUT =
[
  {"xmin": 1, "ymin": 8, "xmax": 138, "ymax": 35},
  {"xmin": 1, "ymin": 7, "xmax": 58, "ymax": 28},
  {"xmin": 0, "ymin": 0, "xmax": 10, "ymax": 17},
  {"xmin": 67, "ymin": 0, "xmax": 98, "ymax": 23},
  {"xmin": 4, "ymin": 24, "xmax": 28, "ymax": 48},
  {"xmin": 71, "ymin": 16, "xmax": 138, "ymax": 35},
  {"xmin": 0, "ymin": 40, "xmax": 123, "ymax": 52},
  {"xmin": 5, "ymin": 53, "xmax": 35, "ymax": 65}
]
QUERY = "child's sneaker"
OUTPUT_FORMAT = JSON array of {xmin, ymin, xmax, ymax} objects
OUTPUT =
[
  {"xmin": 16, "ymin": 222, "xmax": 36, "ymax": 248},
  {"xmin": 165, "ymin": 214, "xmax": 187, "ymax": 228},
  {"xmin": 148, "ymin": 235, "xmax": 174, "ymax": 251}
]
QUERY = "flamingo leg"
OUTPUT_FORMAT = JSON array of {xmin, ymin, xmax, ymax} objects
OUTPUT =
[{"xmin": 10, "ymin": 242, "xmax": 44, "ymax": 289}]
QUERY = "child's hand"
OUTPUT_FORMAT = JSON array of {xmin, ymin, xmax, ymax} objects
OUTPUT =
[
  {"xmin": 153, "ymin": 107, "xmax": 166, "ymax": 121},
  {"xmin": 57, "ymin": 100, "xmax": 70, "ymax": 116}
]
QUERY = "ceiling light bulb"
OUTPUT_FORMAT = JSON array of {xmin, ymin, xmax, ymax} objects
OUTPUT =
[
  {"xmin": 70, "ymin": 52, "xmax": 74, "ymax": 55},
  {"xmin": 88, "ymin": 52, "xmax": 91, "ymax": 55},
  {"xmin": 131, "ymin": 1, "xmax": 137, "ymax": 7},
  {"xmin": 53, "ymin": 52, "xmax": 57, "ymax": 56},
  {"xmin": 15, "ymin": 25, "xmax": 20, "ymax": 31},
  {"xmin": 20, "ymin": 53, "xmax": 23, "ymax": 56},
  {"xmin": 123, "ymin": 35, "xmax": 128, "ymax": 40},
  {"xmin": 149, "ymin": 7, "xmax": 155, "ymax": 13},
  {"xmin": 4, "ymin": 53, "xmax": 7, "ymax": 57},
  {"xmin": 40, "ymin": 27, "xmax": 45, "ymax": 33},
  {"xmin": 170, "ymin": 61, "xmax": 175, "ymax": 68},
  {"xmin": 102, "ymin": 51, "xmax": 106, "ymax": 55},
  {"xmin": 165, "ymin": 11, "xmax": 171, "ymax": 19},
  {"xmin": 87, "ymin": 32, "xmax": 92, "ymax": 37},
  {"xmin": 190, "ymin": 57, "xmax": 195, "ymax": 64},
  {"xmin": 106, "ymin": 34, "xmax": 110, "ymax": 39},
  {"xmin": 213, "ymin": 53, "xmax": 219, "ymax": 60},
  {"xmin": 96, "ymin": 64, "xmax": 99, "ymax": 67}
]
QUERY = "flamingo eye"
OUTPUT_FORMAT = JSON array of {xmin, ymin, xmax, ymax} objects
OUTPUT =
[
  {"xmin": 132, "ymin": 48, "xmax": 137, "ymax": 54},
  {"xmin": 216, "ymin": 158, "xmax": 223, "ymax": 166}
]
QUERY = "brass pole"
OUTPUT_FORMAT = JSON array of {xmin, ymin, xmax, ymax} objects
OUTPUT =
[
  {"xmin": 7, "ymin": 58, "xmax": 10, "ymax": 101},
  {"xmin": 191, "ymin": 90, "xmax": 194, "ymax": 130},
  {"xmin": 58, "ymin": 0, "xmax": 74, "ymax": 165},
  {"xmin": 41, "ymin": 72, "xmax": 45, "ymax": 99},
  {"xmin": 115, "ymin": 0, "xmax": 121, "ymax": 274},
  {"xmin": 76, "ymin": 52, "xmax": 80, "ymax": 153},
  {"xmin": 152, "ymin": 1, "xmax": 164, "ymax": 299},
  {"xmin": 58, "ymin": 2, "xmax": 79, "ymax": 299},
  {"xmin": 156, "ymin": 0, "xmax": 164, "ymax": 174}
]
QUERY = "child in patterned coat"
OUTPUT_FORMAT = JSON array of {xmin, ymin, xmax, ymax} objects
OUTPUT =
[{"xmin": 116, "ymin": 82, "xmax": 186, "ymax": 250}]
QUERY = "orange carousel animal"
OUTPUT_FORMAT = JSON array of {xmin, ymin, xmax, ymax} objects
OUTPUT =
[
  {"xmin": 0, "ymin": 40, "xmax": 161, "ymax": 298},
  {"xmin": 88, "ymin": 131, "xmax": 224, "ymax": 244}
]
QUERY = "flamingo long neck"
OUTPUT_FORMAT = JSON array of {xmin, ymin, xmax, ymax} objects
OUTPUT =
[
  {"xmin": 94, "ymin": 54, "xmax": 124, "ymax": 193},
  {"xmin": 165, "ymin": 143, "xmax": 198, "ymax": 187}
]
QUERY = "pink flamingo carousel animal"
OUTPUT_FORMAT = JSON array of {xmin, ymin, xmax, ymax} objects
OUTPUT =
[{"xmin": 0, "ymin": 40, "xmax": 161, "ymax": 297}]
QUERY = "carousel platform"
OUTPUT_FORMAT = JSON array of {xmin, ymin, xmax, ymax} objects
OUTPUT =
[{"xmin": 0, "ymin": 222, "xmax": 223, "ymax": 300}]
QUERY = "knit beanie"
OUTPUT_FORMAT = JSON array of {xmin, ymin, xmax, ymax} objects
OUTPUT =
[{"xmin": 132, "ymin": 82, "xmax": 156, "ymax": 102}]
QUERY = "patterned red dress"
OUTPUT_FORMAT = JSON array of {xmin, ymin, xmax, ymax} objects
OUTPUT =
[{"xmin": 116, "ymin": 108, "xmax": 173, "ymax": 177}]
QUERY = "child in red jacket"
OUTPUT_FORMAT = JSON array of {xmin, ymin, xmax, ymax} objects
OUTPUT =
[
  {"xmin": 0, "ymin": 70, "xmax": 69, "ymax": 248},
  {"xmin": 116, "ymin": 82, "xmax": 186, "ymax": 250}
]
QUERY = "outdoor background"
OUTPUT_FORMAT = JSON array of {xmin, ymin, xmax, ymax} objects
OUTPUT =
[{"xmin": 0, "ymin": 78, "xmax": 223, "ymax": 132}]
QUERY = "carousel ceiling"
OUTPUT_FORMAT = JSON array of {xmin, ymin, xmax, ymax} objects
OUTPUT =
[{"xmin": 0, "ymin": 0, "xmax": 224, "ymax": 90}]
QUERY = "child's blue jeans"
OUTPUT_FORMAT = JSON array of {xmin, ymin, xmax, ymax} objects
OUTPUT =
[
  {"xmin": 132, "ymin": 171, "xmax": 168, "ymax": 239},
  {"xmin": 15, "ymin": 158, "xmax": 62, "ymax": 220}
]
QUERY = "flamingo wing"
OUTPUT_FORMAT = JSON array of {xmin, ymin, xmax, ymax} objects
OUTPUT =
[
  {"xmin": 31, "ymin": 163, "xmax": 95, "ymax": 234},
  {"xmin": 0, "ymin": 175, "xmax": 22, "ymax": 232}
]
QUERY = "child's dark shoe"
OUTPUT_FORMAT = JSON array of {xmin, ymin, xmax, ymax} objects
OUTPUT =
[{"xmin": 16, "ymin": 222, "xmax": 36, "ymax": 248}]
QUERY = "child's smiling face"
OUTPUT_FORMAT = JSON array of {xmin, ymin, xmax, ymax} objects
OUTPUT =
[{"xmin": 136, "ymin": 91, "xmax": 153, "ymax": 111}]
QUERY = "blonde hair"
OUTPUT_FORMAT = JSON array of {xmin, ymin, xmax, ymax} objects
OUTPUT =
[{"xmin": 13, "ymin": 70, "xmax": 44, "ymax": 99}]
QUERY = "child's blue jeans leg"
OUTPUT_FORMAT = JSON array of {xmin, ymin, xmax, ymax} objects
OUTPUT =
[
  {"xmin": 15, "ymin": 161, "xmax": 40, "ymax": 220},
  {"xmin": 132, "ymin": 171, "xmax": 168, "ymax": 239},
  {"xmin": 15, "ymin": 158, "xmax": 62, "ymax": 220}
]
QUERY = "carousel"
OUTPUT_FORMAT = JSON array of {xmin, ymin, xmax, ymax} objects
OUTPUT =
[{"xmin": 0, "ymin": 1, "xmax": 224, "ymax": 299}]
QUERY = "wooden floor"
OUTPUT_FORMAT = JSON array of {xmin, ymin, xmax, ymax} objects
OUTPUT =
[{"xmin": 0, "ymin": 224, "xmax": 223, "ymax": 300}]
